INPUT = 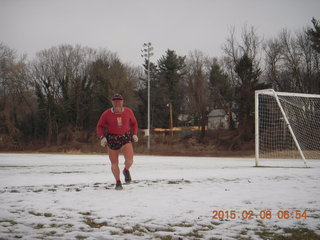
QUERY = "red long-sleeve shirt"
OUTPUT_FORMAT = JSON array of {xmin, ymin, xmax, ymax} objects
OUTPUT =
[{"xmin": 96, "ymin": 107, "xmax": 138, "ymax": 137}]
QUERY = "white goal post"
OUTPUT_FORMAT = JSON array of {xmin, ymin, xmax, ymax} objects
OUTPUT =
[{"xmin": 255, "ymin": 89, "xmax": 320, "ymax": 167}]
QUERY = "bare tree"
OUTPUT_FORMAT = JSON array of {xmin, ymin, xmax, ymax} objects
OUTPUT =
[
  {"xmin": 0, "ymin": 43, "xmax": 32, "ymax": 146},
  {"xmin": 31, "ymin": 47, "xmax": 60, "ymax": 144},
  {"xmin": 184, "ymin": 50, "xmax": 210, "ymax": 140},
  {"xmin": 263, "ymin": 38, "xmax": 283, "ymax": 89},
  {"xmin": 223, "ymin": 25, "xmax": 263, "ymax": 86},
  {"xmin": 222, "ymin": 25, "xmax": 266, "ymax": 143},
  {"xmin": 31, "ymin": 44, "xmax": 97, "ymax": 144},
  {"xmin": 296, "ymin": 29, "xmax": 320, "ymax": 93},
  {"xmin": 264, "ymin": 29, "xmax": 320, "ymax": 93}
]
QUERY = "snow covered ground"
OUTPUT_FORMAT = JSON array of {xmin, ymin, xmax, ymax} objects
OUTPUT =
[{"xmin": 0, "ymin": 153, "xmax": 319, "ymax": 240}]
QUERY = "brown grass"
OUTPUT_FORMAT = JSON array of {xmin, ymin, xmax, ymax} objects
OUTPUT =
[{"xmin": 0, "ymin": 129, "xmax": 255, "ymax": 157}]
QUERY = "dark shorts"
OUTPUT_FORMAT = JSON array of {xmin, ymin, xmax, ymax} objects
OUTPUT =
[{"xmin": 106, "ymin": 131, "xmax": 133, "ymax": 150}]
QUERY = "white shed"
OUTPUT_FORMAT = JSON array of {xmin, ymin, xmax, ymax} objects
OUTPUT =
[{"xmin": 208, "ymin": 109, "xmax": 229, "ymax": 130}]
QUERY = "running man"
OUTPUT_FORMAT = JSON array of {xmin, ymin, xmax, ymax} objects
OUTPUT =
[{"xmin": 96, "ymin": 94, "xmax": 138, "ymax": 190}]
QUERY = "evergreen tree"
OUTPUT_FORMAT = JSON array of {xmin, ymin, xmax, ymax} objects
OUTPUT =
[
  {"xmin": 209, "ymin": 61, "xmax": 235, "ymax": 129},
  {"xmin": 234, "ymin": 53, "xmax": 267, "ymax": 141},
  {"xmin": 307, "ymin": 18, "xmax": 320, "ymax": 53},
  {"xmin": 157, "ymin": 50, "xmax": 186, "ymax": 127},
  {"xmin": 306, "ymin": 18, "xmax": 320, "ymax": 93}
]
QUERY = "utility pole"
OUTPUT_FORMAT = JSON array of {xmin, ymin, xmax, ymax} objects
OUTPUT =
[
  {"xmin": 141, "ymin": 42, "xmax": 153, "ymax": 150},
  {"xmin": 167, "ymin": 103, "xmax": 173, "ymax": 136}
]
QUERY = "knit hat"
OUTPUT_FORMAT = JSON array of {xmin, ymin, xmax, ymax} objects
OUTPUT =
[{"xmin": 112, "ymin": 93, "xmax": 124, "ymax": 101}]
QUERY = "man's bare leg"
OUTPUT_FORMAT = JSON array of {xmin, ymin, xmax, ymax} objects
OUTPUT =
[
  {"xmin": 122, "ymin": 143, "xmax": 134, "ymax": 183},
  {"xmin": 108, "ymin": 148, "xmax": 123, "ymax": 189},
  {"xmin": 122, "ymin": 142, "xmax": 134, "ymax": 170}
]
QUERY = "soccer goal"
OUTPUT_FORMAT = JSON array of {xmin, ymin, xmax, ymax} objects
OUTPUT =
[{"xmin": 255, "ymin": 89, "xmax": 320, "ymax": 167}]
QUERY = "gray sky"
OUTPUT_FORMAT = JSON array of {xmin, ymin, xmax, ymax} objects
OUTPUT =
[{"xmin": 1, "ymin": 0, "xmax": 319, "ymax": 66}]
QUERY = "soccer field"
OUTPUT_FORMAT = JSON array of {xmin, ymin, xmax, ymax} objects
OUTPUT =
[{"xmin": 0, "ymin": 153, "xmax": 319, "ymax": 240}]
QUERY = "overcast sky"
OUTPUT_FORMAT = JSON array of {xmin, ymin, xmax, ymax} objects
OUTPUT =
[{"xmin": 1, "ymin": 0, "xmax": 319, "ymax": 66}]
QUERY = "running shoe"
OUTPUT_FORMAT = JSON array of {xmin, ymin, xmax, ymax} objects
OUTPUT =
[
  {"xmin": 123, "ymin": 169, "xmax": 132, "ymax": 183},
  {"xmin": 115, "ymin": 182, "xmax": 123, "ymax": 190}
]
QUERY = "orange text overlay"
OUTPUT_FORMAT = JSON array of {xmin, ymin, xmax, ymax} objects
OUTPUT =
[{"xmin": 212, "ymin": 210, "xmax": 308, "ymax": 220}]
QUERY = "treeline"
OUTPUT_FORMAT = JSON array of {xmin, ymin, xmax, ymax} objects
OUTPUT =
[{"xmin": 0, "ymin": 21, "xmax": 319, "ymax": 151}]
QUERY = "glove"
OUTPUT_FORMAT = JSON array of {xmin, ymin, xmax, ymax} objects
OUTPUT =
[
  {"xmin": 100, "ymin": 137, "xmax": 107, "ymax": 147},
  {"xmin": 132, "ymin": 135, "xmax": 139, "ymax": 142}
]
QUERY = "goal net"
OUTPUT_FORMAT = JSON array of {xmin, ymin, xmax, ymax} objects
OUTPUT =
[{"xmin": 255, "ymin": 89, "xmax": 320, "ymax": 167}]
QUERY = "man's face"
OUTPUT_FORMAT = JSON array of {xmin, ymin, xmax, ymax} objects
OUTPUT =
[{"xmin": 112, "ymin": 100, "xmax": 123, "ymax": 108}]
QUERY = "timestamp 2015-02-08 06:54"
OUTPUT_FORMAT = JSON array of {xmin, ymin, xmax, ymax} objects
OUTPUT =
[{"xmin": 212, "ymin": 210, "xmax": 308, "ymax": 220}]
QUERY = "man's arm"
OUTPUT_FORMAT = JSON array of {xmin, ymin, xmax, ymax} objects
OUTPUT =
[
  {"xmin": 129, "ymin": 109, "xmax": 138, "ymax": 135},
  {"xmin": 96, "ymin": 110, "xmax": 108, "ymax": 138}
]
